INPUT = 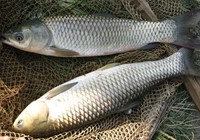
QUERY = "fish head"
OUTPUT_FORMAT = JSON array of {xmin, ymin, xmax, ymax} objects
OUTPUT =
[
  {"xmin": 13, "ymin": 100, "xmax": 49, "ymax": 136},
  {"xmin": 1, "ymin": 20, "xmax": 51, "ymax": 53}
]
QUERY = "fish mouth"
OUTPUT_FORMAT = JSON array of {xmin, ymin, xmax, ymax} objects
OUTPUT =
[
  {"xmin": 1, "ymin": 34, "xmax": 6, "ymax": 41},
  {"xmin": 1, "ymin": 34, "xmax": 11, "ymax": 45},
  {"xmin": 0, "ymin": 34, "xmax": 9, "ymax": 43}
]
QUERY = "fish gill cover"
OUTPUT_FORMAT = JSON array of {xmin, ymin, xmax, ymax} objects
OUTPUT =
[{"xmin": 0, "ymin": 0, "xmax": 200, "ymax": 139}]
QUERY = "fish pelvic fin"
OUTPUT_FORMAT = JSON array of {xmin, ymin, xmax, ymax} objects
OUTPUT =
[{"xmin": 172, "ymin": 9, "xmax": 200, "ymax": 49}]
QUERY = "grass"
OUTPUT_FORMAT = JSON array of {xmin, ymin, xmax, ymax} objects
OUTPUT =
[{"xmin": 153, "ymin": 85, "xmax": 200, "ymax": 140}]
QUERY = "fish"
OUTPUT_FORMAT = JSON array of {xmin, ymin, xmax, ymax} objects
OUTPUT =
[
  {"xmin": 1, "ymin": 10, "xmax": 200, "ymax": 57},
  {"xmin": 12, "ymin": 47, "xmax": 200, "ymax": 137}
]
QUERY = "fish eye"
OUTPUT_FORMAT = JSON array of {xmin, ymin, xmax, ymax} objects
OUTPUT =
[
  {"xmin": 14, "ymin": 33, "xmax": 24, "ymax": 41},
  {"xmin": 17, "ymin": 119, "xmax": 24, "ymax": 128}
]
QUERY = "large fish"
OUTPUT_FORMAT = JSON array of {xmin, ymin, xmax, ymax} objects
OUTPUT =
[
  {"xmin": 13, "ymin": 48, "xmax": 200, "ymax": 137},
  {"xmin": 1, "ymin": 10, "xmax": 200, "ymax": 57}
]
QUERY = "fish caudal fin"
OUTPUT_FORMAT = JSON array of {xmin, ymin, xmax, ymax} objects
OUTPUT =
[
  {"xmin": 180, "ymin": 48, "xmax": 200, "ymax": 76},
  {"xmin": 173, "ymin": 9, "xmax": 200, "ymax": 49}
]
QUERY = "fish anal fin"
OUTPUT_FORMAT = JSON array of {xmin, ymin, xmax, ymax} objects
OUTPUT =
[
  {"xmin": 116, "ymin": 99, "xmax": 142, "ymax": 114},
  {"xmin": 124, "ymin": 109, "xmax": 133, "ymax": 115},
  {"xmin": 46, "ymin": 82, "xmax": 78, "ymax": 99},
  {"xmin": 140, "ymin": 42, "xmax": 160, "ymax": 50}
]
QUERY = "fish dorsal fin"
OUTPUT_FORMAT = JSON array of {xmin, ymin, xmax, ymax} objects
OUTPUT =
[
  {"xmin": 65, "ymin": 63, "xmax": 120, "ymax": 85},
  {"xmin": 69, "ymin": 63, "xmax": 121, "ymax": 83},
  {"xmin": 49, "ymin": 46, "xmax": 80, "ymax": 57},
  {"xmin": 98, "ymin": 63, "xmax": 121, "ymax": 71},
  {"xmin": 45, "ymin": 82, "xmax": 78, "ymax": 99}
]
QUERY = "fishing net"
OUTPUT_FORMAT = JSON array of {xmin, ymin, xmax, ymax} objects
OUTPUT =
[{"xmin": 0, "ymin": 0, "xmax": 200, "ymax": 139}]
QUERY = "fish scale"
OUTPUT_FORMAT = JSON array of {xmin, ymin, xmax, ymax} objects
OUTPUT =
[{"xmin": 42, "ymin": 16, "xmax": 176, "ymax": 55}]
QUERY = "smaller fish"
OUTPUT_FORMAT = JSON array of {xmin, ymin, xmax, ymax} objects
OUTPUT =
[
  {"xmin": 12, "ymin": 48, "xmax": 200, "ymax": 137},
  {"xmin": 1, "ymin": 10, "xmax": 200, "ymax": 57}
]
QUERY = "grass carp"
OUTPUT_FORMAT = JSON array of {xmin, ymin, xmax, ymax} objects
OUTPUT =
[
  {"xmin": 2, "ymin": 9, "xmax": 200, "ymax": 57},
  {"xmin": 12, "ymin": 48, "xmax": 200, "ymax": 137}
]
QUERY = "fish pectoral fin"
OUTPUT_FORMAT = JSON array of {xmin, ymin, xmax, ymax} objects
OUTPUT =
[
  {"xmin": 50, "ymin": 46, "xmax": 80, "ymax": 57},
  {"xmin": 46, "ymin": 82, "xmax": 78, "ymax": 99},
  {"xmin": 116, "ymin": 99, "xmax": 142, "ymax": 114},
  {"xmin": 98, "ymin": 63, "xmax": 121, "ymax": 71}
]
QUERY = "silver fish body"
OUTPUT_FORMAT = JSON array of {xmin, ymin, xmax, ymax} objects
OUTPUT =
[
  {"xmin": 2, "ymin": 9, "xmax": 200, "ymax": 57},
  {"xmin": 13, "ymin": 48, "xmax": 198, "ymax": 137},
  {"xmin": 42, "ymin": 16, "xmax": 176, "ymax": 56}
]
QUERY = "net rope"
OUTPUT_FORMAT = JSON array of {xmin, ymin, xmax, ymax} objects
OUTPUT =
[{"xmin": 0, "ymin": 0, "xmax": 199, "ymax": 139}]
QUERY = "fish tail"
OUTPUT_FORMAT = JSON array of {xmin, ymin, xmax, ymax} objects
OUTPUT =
[
  {"xmin": 180, "ymin": 48, "xmax": 200, "ymax": 76},
  {"xmin": 173, "ymin": 9, "xmax": 200, "ymax": 49}
]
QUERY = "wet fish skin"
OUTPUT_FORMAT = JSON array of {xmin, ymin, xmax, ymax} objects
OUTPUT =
[
  {"xmin": 41, "ymin": 16, "xmax": 176, "ymax": 55},
  {"xmin": 12, "ymin": 48, "xmax": 199, "ymax": 137},
  {"xmin": 2, "ymin": 9, "xmax": 200, "ymax": 57}
]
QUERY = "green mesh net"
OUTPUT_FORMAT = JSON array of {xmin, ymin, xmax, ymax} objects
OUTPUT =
[{"xmin": 0, "ymin": 0, "xmax": 200, "ymax": 139}]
